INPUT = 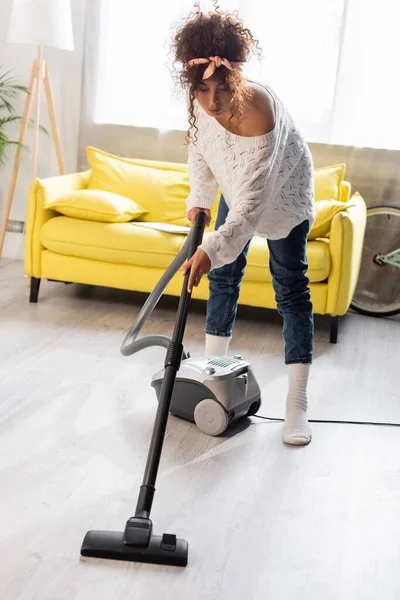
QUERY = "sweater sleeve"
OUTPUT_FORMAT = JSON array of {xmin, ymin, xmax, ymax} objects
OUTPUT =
[
  {"xmin": 186, "ymin": 142, "xmax": 219, "ymax": 215},
  {"xmin": 199, "ymin": 150, "xmax": 273, "ymax": 270},
  {"xmin": 199, "ymin": 129, "xmax": 302, "ymax": 270}
]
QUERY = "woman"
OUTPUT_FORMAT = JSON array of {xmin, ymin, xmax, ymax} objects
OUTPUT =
[{"xmin": 173, "ymin": 6, "xmax": 315, "ymax": 446}]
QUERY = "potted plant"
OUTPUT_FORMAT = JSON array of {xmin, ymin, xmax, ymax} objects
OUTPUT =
[
  {"xmin": 0, "ymin": 66, "xmax": 49, "ymax": 255},
  {"xmin": 0, "ymin": 66, "xmax": 47, "ymax": 166},
  {"xmin": 0, "ymin": 66, "xmax": 29, "ymax": 165}
]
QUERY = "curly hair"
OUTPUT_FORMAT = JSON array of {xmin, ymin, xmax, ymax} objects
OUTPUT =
[{"xmin": 171, "ymin": 3, "xmax": 262, "ymax": 143}]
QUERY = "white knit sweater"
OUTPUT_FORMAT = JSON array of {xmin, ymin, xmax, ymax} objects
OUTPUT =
[{"xmin": 186, "ymin": 84, "xmax": 315, "ymax": 270}]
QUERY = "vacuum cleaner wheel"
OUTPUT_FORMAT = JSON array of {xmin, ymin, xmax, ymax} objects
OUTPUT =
[
  {"xmin": 194, "ymin": 399, "xmax": 229, "ymax": 436},
  {"xmin": 246, "ymin": 398, "xmax": 262, "ymax": 417}
]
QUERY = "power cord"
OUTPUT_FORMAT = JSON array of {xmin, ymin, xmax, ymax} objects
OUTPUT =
[{"xmin": 253, "ymin": 414, "xmax": 400, "ymax": 428}]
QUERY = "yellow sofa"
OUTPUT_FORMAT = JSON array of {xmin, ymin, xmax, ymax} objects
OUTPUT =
[{"xmin": 24, "ymin": 152, "xmax": 367, "ymax": 343}]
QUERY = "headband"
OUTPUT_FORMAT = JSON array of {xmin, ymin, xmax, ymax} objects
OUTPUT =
[{"xmin": 187, "ymin": 56, "xmax": 241, "ymax": 79}]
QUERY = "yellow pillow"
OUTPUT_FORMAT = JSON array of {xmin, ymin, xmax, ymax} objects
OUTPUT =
[
  {"xmin": 46, "ymin": 189, "xmax": 147, "ymax": 223},
  {"xmin": 308, "ymin": 199, "xmax": 355, "ymax": 240},
  {"xmin": 86, "ymin": 146, "xmax": 219, "ymax": 227},
  {"xmin": 314, "ymin": 163, "xmax": 346, "ymax": 202}
]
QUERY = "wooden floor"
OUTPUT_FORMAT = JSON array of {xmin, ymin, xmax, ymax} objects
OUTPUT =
[{"xmin": 1, "ymin": 259, "xmax": 400, "ymax": 600}]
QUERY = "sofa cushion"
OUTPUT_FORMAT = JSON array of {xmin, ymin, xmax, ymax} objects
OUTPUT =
[
  {"xmin": 41, "ymin": 217, "xmax": 331, "ymax": 283},
  {"xmin": 40, "ymin": 216, "xmax": 187, "ymax": 269},
  {"xmin": 314, "ymin": 163, "xmax": 346, "ymax": 202},
  {"xmin": 308, "ymin": 199, "xmax": 356, "ymax": 240},
  {"xmin": 86, "ymin": 146, "xmax": 220, "ymax": 227},
  {"xmin": 45, "ymin": 189, "xmax": 147, "ymax": 223}
]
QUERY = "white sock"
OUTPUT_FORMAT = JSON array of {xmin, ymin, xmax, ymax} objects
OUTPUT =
[
  {"xmin": 205, "ymin": 334, "xmax": 231, "ymax": 357},
  {"xmin": 283, "ymin": 363, "xmax": 312, "ymax": 446}
]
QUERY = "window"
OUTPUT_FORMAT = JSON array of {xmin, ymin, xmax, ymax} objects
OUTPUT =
[{"xmin": 93, "ymin": 0, "xmax": 400, "ymax": 149}]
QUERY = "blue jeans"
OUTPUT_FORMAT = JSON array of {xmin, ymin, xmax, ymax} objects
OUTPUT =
[{"xmin": 206, "ymin": 195, "xmax": 313, "ymax": 364}]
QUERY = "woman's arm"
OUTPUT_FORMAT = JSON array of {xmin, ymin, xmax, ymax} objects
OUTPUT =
[
  {"xmin": 199, "ymin": 146, "xmax": 278, "ymax": 271},
  {"xmin": 186, "ymin": 142, "xmax": 219, "ymax": 215},
  {"xmin": 183, "ymin": 144, "xmax": 279, "ymax": 292},
  {"xmin": 199, "ymin": 122, "xmax": 308, "ymax": 271}
]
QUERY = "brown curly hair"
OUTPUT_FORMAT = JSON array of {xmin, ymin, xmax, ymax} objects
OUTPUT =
[{"xmin": 171, "ymin": 3, "xmax": 262, "ymax": 142}]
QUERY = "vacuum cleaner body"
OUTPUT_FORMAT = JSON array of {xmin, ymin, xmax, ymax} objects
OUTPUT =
[{"xmin": 151, "ymin": 355, "xmax": 261, "ymax": 436}]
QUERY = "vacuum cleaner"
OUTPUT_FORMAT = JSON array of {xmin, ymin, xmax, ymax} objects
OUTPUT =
[
  {"xmin": 119, "ymin": 219, "xmax": 262, "ymax": 436},
  {"xmin": 80, "ymin": 210, "xmax": 262, "ymax": 567}
]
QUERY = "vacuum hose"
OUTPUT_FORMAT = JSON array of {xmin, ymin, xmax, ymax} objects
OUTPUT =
[{"xmin": 120, "ymin": 234, "xmax": 192, "ymax": 357}]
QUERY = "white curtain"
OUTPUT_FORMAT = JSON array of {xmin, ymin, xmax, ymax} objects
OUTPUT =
[{"xmin": 93, "ymin": 0, "xmax": 400, "ymax": 150}]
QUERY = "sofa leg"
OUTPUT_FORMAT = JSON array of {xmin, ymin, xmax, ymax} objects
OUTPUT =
[
  {"xmin": 29, "ymin": 277, "xmax": 41, "ymax": 303},
  {"xmin": 330, "ymin": 316, "xmax": 339, "ymax": 344}
]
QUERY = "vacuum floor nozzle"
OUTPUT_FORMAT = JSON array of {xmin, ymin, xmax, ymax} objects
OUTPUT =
[{"xmin": 81, "ymin": 530, "xmax": 188, "ymax": 567}]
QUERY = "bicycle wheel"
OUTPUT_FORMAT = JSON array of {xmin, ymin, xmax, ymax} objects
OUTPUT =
[{"xmin": 351, "ymin": 205, "xmax": 400, "ymax": 317}]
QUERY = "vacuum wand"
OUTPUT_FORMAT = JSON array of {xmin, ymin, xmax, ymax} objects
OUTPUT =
[
  {"xmin": 80, "ymin": 210, "xmax": 207, "ymax": 567},
  {"xmin": 135, "ymin": 210, "xmax": 207, "ymax": 518}
]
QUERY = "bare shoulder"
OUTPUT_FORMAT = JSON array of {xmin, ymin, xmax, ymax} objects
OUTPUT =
[{"xmin": 241, "ymin": 82, "xmax": 276, "ymax": 137}]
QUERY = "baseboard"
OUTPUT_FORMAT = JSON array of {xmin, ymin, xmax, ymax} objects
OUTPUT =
[
  {"xmin": 7, "ymin": 220, "xmax": 25, "ymax": 234},
  {"xmin": 2, "ymin": 232, "xmax": 25, "ymax": 260}
]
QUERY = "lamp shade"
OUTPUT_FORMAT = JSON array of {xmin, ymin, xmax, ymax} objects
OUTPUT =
[{"xmin": 7, "ymin": 0, "xmax": 74, "ymax": 51}]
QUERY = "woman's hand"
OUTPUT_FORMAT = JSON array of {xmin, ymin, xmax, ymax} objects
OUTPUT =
[
  {"xmin": 182, "ymin": 248, "xmax": 211, "ymax": 293},
  {"xmin": 187, "ymin": 207, "xmax": 211, "ymax": 227}
]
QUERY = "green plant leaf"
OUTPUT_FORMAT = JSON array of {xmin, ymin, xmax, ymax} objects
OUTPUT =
[
  {"xmin": 0, "ymin": 96, "xmax": 15, "ymax": 113},
  {"xmin": 0, "ymin": 114, "xmax": 24, "ymax": 127},
  {"xmin": 0, "ymin": 75, "xmax": 28, "ymax": 95},
  {"xmin": 0, "ymin": 65, "xmax": 47, "ymax": 166},
  {"xmin": 0, "ymin": 67, "xmax": 29, "ymax": 106}
]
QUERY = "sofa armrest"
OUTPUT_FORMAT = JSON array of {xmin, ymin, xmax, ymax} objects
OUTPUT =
[
  {"xmin": 25, "ymin": 170, "xmax": 91, "ymax": 277},
  {"xmin": 326, "ymin": 193, "xmax": 367, "ymax": 315}
]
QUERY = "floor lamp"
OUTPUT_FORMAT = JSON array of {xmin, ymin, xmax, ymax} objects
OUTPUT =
[{"xmin": 0, "ymin": 0, "xmax": 74, "ymax": 257}]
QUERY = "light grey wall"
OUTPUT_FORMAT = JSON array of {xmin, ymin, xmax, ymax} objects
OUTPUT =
[
  {"xmin": 0, "ymin": 0, "xmax": 86, "ymax": 223},
  {"xmin": 78, "ymin": 125, "xmax": 189, "ymax": 169},
  {"xmin": 309, "ymin": 143, "xmax": 400, "ymax": 209}
]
